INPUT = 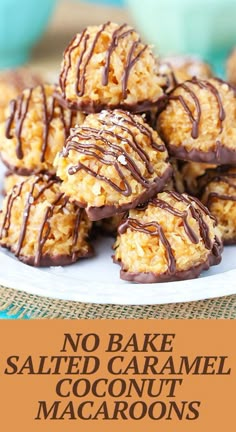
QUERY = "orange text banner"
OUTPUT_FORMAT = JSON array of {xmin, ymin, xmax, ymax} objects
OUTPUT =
[{"xmin": 0, "ymin": 319, "xmax": 235, "ymax": 431}]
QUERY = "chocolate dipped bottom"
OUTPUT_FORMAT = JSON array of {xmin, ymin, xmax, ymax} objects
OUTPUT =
[
  {"xmin": 0, "ymin": 84, "xmax": 84, "ymax": 176},
  {"xmin": 116, "ymin": 255, "xmax": 220, "ymax": 283},
  {"xmin": 0, "ymin": 175, "xmax": 93, "ymax": 267},
  {"xmin": 114, "ymin": 191, "xmax": 222, "ymax": 283},
  {"xmin": 55, "ymin": 109, "xmax": 172, "ymax": 221},
  {"xmin": 158, "ymin": 77, "xmax": 236, "ymax": 165},
  {"xmin": 59, "ymin": 22, "xmax": 166, "ymax": 113}
]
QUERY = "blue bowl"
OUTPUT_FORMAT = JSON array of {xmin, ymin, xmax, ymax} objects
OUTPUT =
[{"xmin": 0, "ymin": 0, "xmax": 57, "ymax": 69}]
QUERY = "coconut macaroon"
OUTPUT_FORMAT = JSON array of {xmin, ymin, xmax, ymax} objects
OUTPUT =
[
  {"xmin": 227, "ymin": 48, "xmax": 236, "ymax": 86},
  {"xmin": 113, "ymin": 191, "xmax": 222, "ymax": 283},
  {"xmin": 199, "ymin": 167, "xmax": 236, "ymax": 244},
  {"xmin": 157, "ymin": 77, "xmax": 236, "ymax": 164},
  {"xmin": 159, "ymin": 55, "xmax": 212, "ymax": 92},
  {"xmin": 180, "ymin": 161, "xmax": 216, "ymax": 195},
  {"xmin": 59, "ymin": 22, "xmax": 166, "ymax": 113},
  {"xmin": 0, "ymin": 84, "xmax": 85, "ymax": 176},
  {"xmin": 55, "ymin": 109, "xmax": 172, "ymax": 221},
  {"xmin": 2, "ymin": 171, "xmax": 26, "ymax": 196},
  {"xmin": 0, "ymin": 67, "xmax": 42, "ymax": 122},
  {"xmin": 0, "ymin": 175, "xmax": 93, "ymax": 267}
]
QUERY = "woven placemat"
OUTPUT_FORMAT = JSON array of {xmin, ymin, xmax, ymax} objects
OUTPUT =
[{"xmin": 0, "ymin": 286, "xmax": 236, "ymax": 319}]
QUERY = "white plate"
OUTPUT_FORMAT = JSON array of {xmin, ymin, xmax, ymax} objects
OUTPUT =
[{"xmin": 0, "ymin": 163, "xmax": 236, "ymax": 305}]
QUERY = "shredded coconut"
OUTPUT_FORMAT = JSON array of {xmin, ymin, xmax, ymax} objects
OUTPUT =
[{"xmin": 118, "ymin": 155, "xmax": 127, "ymax": 165}]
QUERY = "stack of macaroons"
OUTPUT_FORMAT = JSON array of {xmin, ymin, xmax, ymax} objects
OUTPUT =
[
  {"xmin": 0, "ymin": 21, "xmax": 227, "ymax": 283},
  {"xmin": 156, "ymin": 66, "xmax": 236, "ymax": 246}
]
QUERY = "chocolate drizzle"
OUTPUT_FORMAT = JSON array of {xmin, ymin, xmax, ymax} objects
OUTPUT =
[
  {"xmin": 64, "ymin": 110, "xmax": 167, "ymax": 197},
  {"xmin": 158, "ymin": 77, "xmax": 236, "ymax": 164},
  {"xmin": 84, "ymin": 165, "xmax": 172, "ymax": 221},
  {"xmin": 5, "ymin": 85, "xmax": 76, "ymax": 162},
  {"xmin": 158, "ymin": 56, "xmax": 213, "ymax": 95},
  {"xmin": 168, "ymin": 77, "xmax": 228, "ymax": 139},
  {"xmin": 119, "ymin": 218, "xmax": 176, "ymax": 274},
  {"xmin": 168, "ymin": 191, "xmax": 216, "ymax": 250},
  {"xmin": 60, "ymin": 22, "xmax": 148, "ymax": 101},
  {"xmin": 115, "ymin": 253, "xmax": 221, "ymax": 283},
  {"xmin": 158, "ymin": 61, "xmax": 178, "ymax": 93},
  {"xmin": 196, "ymin": 168, "xmax": 236, "ymax": 244},
  {"xmin": 0, "ymin": 176, "xmax": 87, "ymax": 267},
  {"xmin": 117, "ymin": 192, "xmax": 221, "ymax": 277},
  {"xmin": 6, "ymin": 90, "xmax": 33, "ymax": 159},
  {"xmin": 167, "ymin": 142, "xmax": 236, "ymax": 165},
  {"xmin": 201, "ymin": 170, "xmax": 236, "ymax": 206},
  {"xmin": 102, "ymin": 23, "xmax": 130, "ymax": 86}
]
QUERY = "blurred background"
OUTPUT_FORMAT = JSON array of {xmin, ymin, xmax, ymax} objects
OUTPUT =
[
  {"xmin": 0, "ymin": 0, "xmax": 236, "ymax": 76},
  {"xmin": 0, "ymin": 0, "xmax": 128, "ymax": 76}
]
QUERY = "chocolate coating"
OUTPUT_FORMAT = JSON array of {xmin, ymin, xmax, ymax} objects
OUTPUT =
[
  {"xmin": 114, "ymin": 249, "xmax": 222, "ymax": 283},
  {"xmin": 167, "ymin": 143, "xmax": 236, "ymax": 165},
  {"xmin": 75, "ymin": 164, "xmax": 173, "ymax": 221},
  {"xmin": 61, "ymin": 96, "xmax": 167, "ymax": 115},
  {"xmin": 15, "ymin": 247, "xmax": 94, "ymax": 267},
  {"xmin": 224, "ymin": 238, "xmax": 236, "ymax": 245}
]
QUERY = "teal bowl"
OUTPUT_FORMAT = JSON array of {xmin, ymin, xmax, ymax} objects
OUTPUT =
[
  {"xmin": 0, "ymin": 0, "xmax": 57, "ymax": 69},
  {"xmin": 127, "ymin": 0, "xmax": 236, "ymax": 73}
]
